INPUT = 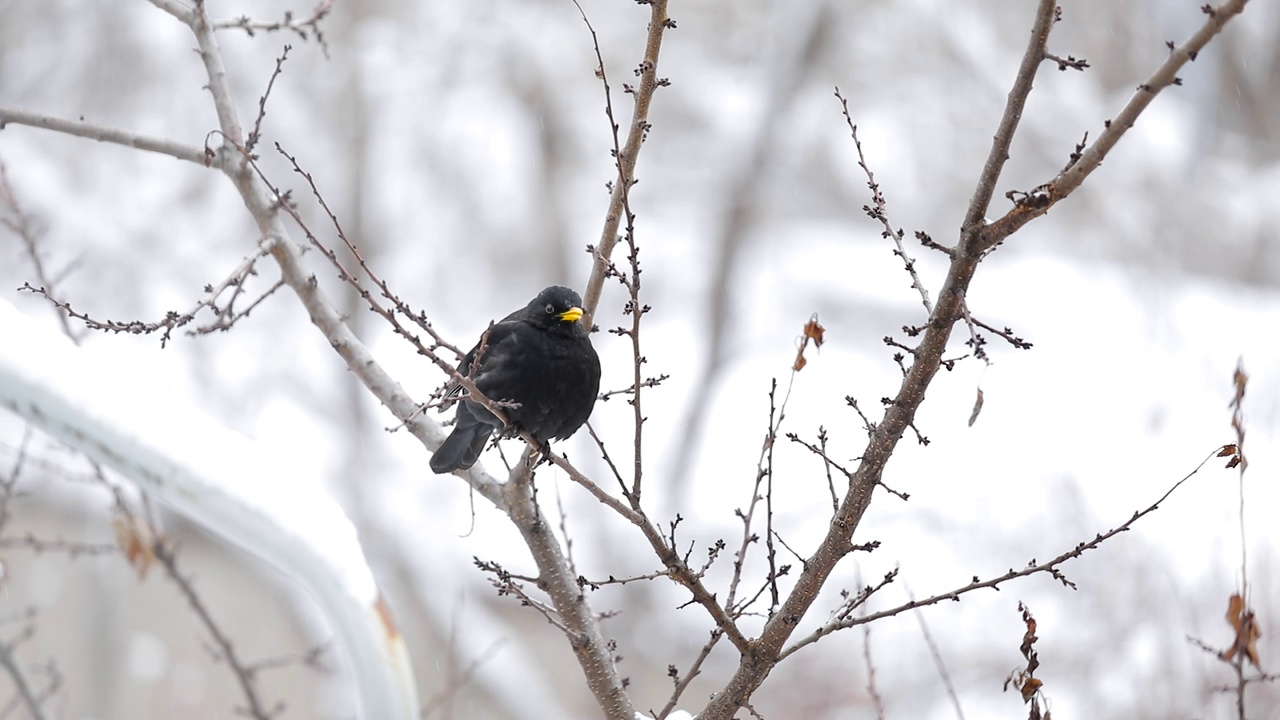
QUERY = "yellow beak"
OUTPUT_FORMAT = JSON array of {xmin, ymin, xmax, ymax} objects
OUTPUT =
[{"xmin": 559, "ymin": 306, "xmax": 584, "ymax": 323}]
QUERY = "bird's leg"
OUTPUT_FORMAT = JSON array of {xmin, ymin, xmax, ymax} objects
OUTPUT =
[{"xmin": 524, "ymin": 440, "xmax": 554, "ymax": 469}]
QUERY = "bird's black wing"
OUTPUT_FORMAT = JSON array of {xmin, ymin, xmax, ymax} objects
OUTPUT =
[{"xmin": 438, "ymin": 315, "xmax": 523, "ymax": 406}]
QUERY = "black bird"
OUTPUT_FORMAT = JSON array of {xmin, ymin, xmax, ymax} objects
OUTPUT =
[{"xmin": 430, "ymin": 285, "xmax": 601, "ymax": 474}]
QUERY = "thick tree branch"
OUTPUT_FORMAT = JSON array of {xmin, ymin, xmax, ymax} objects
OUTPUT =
[
  {"xmin": 500, "ymin": 455, "xmax": 634, "ymax": 718},
  {"xmin": 960, "ymin": 0, "xmax": 1057, "ymax": 236}
]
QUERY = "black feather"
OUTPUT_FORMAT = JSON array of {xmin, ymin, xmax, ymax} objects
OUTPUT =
[{"xmin": 430, "ymin": 286, "xmax": 601, "ymax": 474}]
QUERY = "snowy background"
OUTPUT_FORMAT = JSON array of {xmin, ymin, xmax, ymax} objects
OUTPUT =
[{"xmin": 1, "ymin": 0, "xmax": 1278, "ymax": 718}]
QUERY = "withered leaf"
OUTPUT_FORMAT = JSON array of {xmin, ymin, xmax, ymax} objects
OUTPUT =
[
  {"xmin": 1021, "ymin": 677, "xmax": 1043, "ymax": 702},
  {"xmin": 1224, "ymin": 593, "xmax": 1262, "ymax": 667},
  {"xmin": 112, "ymin": 512, "xmax": 156, "ymax": 581},
  {"xmin": 792, "ymin": 314, "xmax": 825, "ymax": 372},
  {"xmin": 803, "ymin": 315, "xmax": 825, "ymax": 347}
]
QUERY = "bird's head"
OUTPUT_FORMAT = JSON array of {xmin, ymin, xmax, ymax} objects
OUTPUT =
[{"xmin": 527, "ymin": 285, "xmax": 586, "ymax": 328}]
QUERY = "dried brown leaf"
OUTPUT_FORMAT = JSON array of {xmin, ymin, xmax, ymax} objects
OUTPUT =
[
  {"xmin": 112, "ymin": 512, "xmax": 156, "ymax": 581},
  {"xmin": 803, "ymin": 315, "xmax": 825, "ymax": 346},
  {"xmin": 792, "ymin": 314, "xmax": 825, "ymax": 372},
  {"xmin": 1224, "ymin": 593, "xmax": 1262, "ymax": 667}
]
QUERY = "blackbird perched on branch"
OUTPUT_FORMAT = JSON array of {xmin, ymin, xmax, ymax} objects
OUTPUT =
[{"xmin": 430, "ymin": 285, "xmax": 601, "ymax": 474}]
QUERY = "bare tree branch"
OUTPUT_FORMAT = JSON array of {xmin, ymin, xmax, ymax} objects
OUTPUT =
[
  {"xmin": 0, "ymin": 106, "xmax": 211, "ymax": 167},
  {"xmin": 581, "ymin": 0, "xmax": 672, "ymax": 325},
  {"xmin": 779, "ymin": 445, "xmax": 1228, "ymax": 661},
  {"xmin": 977, "ymin": 0, "xmax": 1253, "ymax": 250},
  {"xmin": 961, "ymin": 0, "xmax": 1058, "ymax": 237},
  {"xmin": 147, "ymin": 4, "xmax": 632, "ymax": 715},
  {"xmin": 153, "ymin": 540, "xmax": 277, "ymax": 720},
  {"xmin": 698, "ymin": 1, "xmax": 1252, "ymax": 712},
  {"xmin": 214, "ymin": 0, "xmax": 333, "ymax": 57},
  {"xmin": 835, "ymin": 88, "xmax": 934, "ymax": 315}
]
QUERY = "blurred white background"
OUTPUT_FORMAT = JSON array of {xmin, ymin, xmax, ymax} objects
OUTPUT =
[{"xmin": 1, "ymin": 0, "xmax": 1278, "ymax": 718}]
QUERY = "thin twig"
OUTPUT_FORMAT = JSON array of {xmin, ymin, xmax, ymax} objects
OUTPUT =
[
  {"xmin": 907, "ymin": 586, "xmax": 966, "ymax": 720},
  {"xmin": 835, "ymin": 88, "xmax": 933, "ymax": 315},
  {"xmin": 213, "ymin": 0, "xmax": 333, "ymax": 57},
  {"xmin": 779, "ymin": 446, "xmax": 1228, "ymax": 660},
  {"xmin": 540, "ymin": 449, "xmax": 751, "ymax": 654},
  {"xmin": 578, "ymin": 569, "xmax": 670, "ymax": 591},
  {"xmin": 0, "ymin": 535, "xmax": 116, "ymax": 556},
  {"xmin": 855, "ymin": 566, "xmax": 887, "ymax": 720},
  {"xmin": 862, "ymin": 623, "xmax": 885, "ymax": 720},
  {"xmin": 0, "ymin": 624, "xmax": 51, "ymax": 720},
  {"xmin": 0, "ymin": 162, "xmax": 77, "ymax": 340},
  {"xmin": 655, "ymin": 630, "xmax": 722, "ymax": 720},
  {"xmin": 580, "ymin": 0, "xmax": 672, "ymax": 325},
  {"xmin": 19, "ymin": 247, "xmax": 277, "ymax": 347},
  {"xmin": 153, "ymin": 540, "xmax": 275, "ymax": 720},
  {"xmin": 978, "ymin": 0, "xmax": 1254, "ymax": 250},
  {"xmin": 419, "ymin": 639, "xmax": 506, "ymax": 719},
  {"xmin": 247, "ymin": 45, "xmax": 292, "ymax": 152}
]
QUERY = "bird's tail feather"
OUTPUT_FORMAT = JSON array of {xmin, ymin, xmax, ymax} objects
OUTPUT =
[{"xmin": 430, "ymin": 419, "xmax": 494, "ymax": 474}]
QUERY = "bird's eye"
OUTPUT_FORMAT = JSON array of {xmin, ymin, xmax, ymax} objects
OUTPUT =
[{"xmin": 545, "ymin": 303, "xmax": 555, "ymax": 314}]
